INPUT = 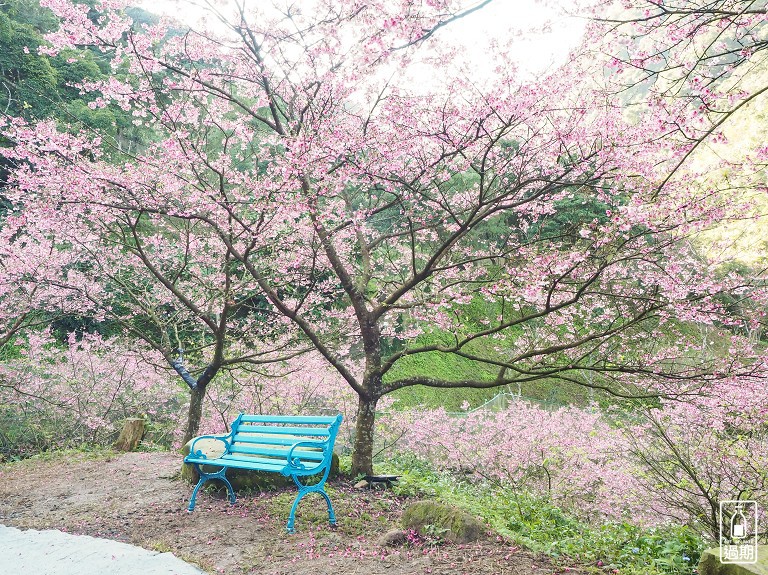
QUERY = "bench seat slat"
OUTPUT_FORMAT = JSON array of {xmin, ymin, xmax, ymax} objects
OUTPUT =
[
  {"xmin": 239, "ymin": 415, "xmax": 340, "ymax": 425},
  {"xmin": 233, "ymin": 434, "xmax": 326, "ymax": 448},
  {"xmin": 185, "ymin": 456, "xmax": 285, "ymax": 472},
  {"xmin": 229, "ymin": 444, "xmax": 325, "ymax": 461},
  {"xmin": 221, "ymin": 454, "xmax": 322, "ymax": 471},
  {"xmin": 221, "ymin": 454, "xmax": 287, "ymax": 467},
  {"xmin": 236, "ymin": 425, "xmax": 330, "ymax": 436}
]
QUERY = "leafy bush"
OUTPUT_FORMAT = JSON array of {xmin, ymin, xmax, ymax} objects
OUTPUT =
[
  {"xmin": 0, "ymin": 405, "xmax": 51, "ymax": 460},
  {"xmin": 379, "ymin": 402, "xmax": 641, "ymax": 521},
  {"xmin": 0, "ymin": 332, "xmax": 181, "ymax": 458}
]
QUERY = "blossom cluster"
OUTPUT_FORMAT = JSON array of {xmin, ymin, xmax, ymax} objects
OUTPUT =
[
  {"xmin": 0, "ymin": 333, "xmax": 178, "ymax": 452},
  {"xmin": 380, "ymin": 383, "xmax": 768, "ymax": 534}
]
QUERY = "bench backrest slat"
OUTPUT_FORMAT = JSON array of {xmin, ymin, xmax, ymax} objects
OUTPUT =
[
  {"xmin": 231, "ymin": 434, "xmax": 325, "ymax": 448},
  {"xmin": 239, "ymin": 415, "xmax": 340, "ymax": 425},
  {"xmin": 236, "ymin": 425, "xmax": 330, "ymax": 437},
  {"xmin": 229, "ymin": 443, "xmax": 325, "ymax": 461}
]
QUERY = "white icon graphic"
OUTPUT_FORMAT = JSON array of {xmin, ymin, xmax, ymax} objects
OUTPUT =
[
  {"xmin": 731, "ymin": 503, "xmax": 747, "ymax": 540},
  {"xmin": 720, "ymin": 500, "xmax": 759, "ymax": 565}
]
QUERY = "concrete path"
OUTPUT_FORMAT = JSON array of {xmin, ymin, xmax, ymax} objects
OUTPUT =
[{"xmin": 0, "ymin": 524, "xmax": 208, "ymax": 575}]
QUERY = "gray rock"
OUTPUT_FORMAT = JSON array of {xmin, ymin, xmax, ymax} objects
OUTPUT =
[
  {"xmin": 379, "ymin": 529, "xmax": 407, "ymax": 547},
  {"xmin": 401, "ymin": 500, "xmax": 485, "ymax": 544},
  {"xmin": 354, "ymin": 479, "xmax": 369, "ymax": 489}
]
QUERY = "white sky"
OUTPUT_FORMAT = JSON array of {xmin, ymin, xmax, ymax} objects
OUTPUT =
[
  {"xmin": 439, "ymin": 0, "xmax": 585, "ymax": 77},
  {"xmin": 138, "ymin": 0, "xmax": 585, "ymax": 79}
]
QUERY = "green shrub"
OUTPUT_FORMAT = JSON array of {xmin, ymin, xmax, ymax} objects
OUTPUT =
[
  {"xmin": 0, "ymin": 406, "xmax": 52, "ymax": 460},
  {"xmin": 379, "ymin": 453, "xmax": 704, "ymax": 575}
]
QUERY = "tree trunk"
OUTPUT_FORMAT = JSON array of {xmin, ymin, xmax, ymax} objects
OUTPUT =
[
  {"xmin": 113, "ymin": 417, "xmax": 145, "ymax": 451},
  {"xmin": 351, "ymin": 395, "xmax": 378, "ymax": 476},
  {"xmin": 183, "ymin": 384, "xmax": 206, "ymax": 445}
]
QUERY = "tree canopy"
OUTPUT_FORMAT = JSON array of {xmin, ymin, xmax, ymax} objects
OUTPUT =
[{"xmin": 1, "ymin": 0, "xmax": 767, "ymax": 475}]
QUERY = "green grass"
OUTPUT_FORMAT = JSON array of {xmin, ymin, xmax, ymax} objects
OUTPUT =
[
  {"xmin": 383, "ymin": 327, "xmax": 595, "ymax": 411},
  {"xmin": 375, "ymin": 454, "xmax": 705, "ymax": 575},
  {"xmin": 0, "ymin": 445, "xmax": 116, "ymax": 465},
  {"xmin": 387, "ymin": 374, "xmax": 603, "ymax": 412}
]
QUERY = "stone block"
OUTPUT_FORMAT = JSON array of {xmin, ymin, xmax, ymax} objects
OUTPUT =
[
  {"xmin": 401, "ymin": 500, "xmax": 485, "ymax": 544},
  {"xmin": 698, "ymin": 547, "xmax": 768, "ymax": 575}
]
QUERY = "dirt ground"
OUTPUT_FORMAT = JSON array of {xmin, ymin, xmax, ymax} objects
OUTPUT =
[{"xmin": 0, "ymin": 451, "xmax": 577, "ymax": 575}]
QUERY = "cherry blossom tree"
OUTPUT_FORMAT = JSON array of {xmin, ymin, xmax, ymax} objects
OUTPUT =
[
  {"xmin": 1, "ymin": 115, "xmax": 315, "ymax": 443},
  {"xmin": 625, "ymin": 379, "xmax": 768, "ymax": 541},
  {"xmin": 590, "ymin": 0, "xmax": 768, "ymax": 101},
  {"xmin": 0, "ymin": 331, "xmax": 178, "ymax": 454},
  {"xmin": 200, "ymin": 351, "xmax": 356, "ymax": 444},
  {"xmin": 585, "ymin": 0, "xmax": 768, "ymax": 192},
  {"xmin": 566, "ymin": 2, "xmax": 768, "ymax": 533},
  {"xmin": 0, "ymin": 206, "xmax": 87, "ymax": 348},
  {"xmin": 383, "ymin": 402, "xmax": 644, "ymax": 520},
  {"xmin": 3, "ymin": 0, "xmax": 768, "ymax": 475},
  {"xmin": 381, "ymin": 371, "xmax": 768, "ymax": 535}
]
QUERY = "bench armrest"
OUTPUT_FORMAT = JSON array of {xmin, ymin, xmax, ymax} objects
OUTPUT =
[
  {"xmin": 286, "ymin": 440, "xmax": 330, "ymax": 471},
  {"xmin": 186, "ymin": 434, "xmax": 232, "ymax": 461}
]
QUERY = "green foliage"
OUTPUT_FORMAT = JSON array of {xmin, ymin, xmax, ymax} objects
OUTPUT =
[
  {"xmin": 0, "ymin": 405, "xmax": 51, "ymax": 460},
  {"xmin": 0, "ymin": 0, "xmax": 152, "ymax": 141},
  {"xmin": 379, "ymin": 454, "xmax": 704, "ymax": 575},
  {"xmin": 389, "ymin": 385, "xmax": 492, "ymax": 411},
  {"xmin": 530, "ymin": 193, "xmax": 613, "ymax": 242},
  {"xmin": 0, "ymin": 9, "xmax": 58, "ymax": 117},
  {"xmin": 0, "ymin": 0, "xmax": 154, "ymax": 231},
  {"xmin": 384, "ymin": 298, "xmax": 508, "ymax": 409},
  {"xmin": 386, "ymin": 335, "xmax": 493, "ymax": 382},
  {"xmin": 2, "ymin": 444, "xmax": 114, "ymax": 464},
  {"xmin": 0, "ymin": 403, "xmax": 133, "ymax": 462},
  {"xmin": 382, "ymin": 291, "xmax": 611, "ymax": 410},
  {"xmin": 477, "ymin": 490, "xmax": 703, "ymax": 575},
  {"xmin": 0, "ymin": 334, "xmax": 26, "ymax": 361},
  {"xmin": 51, "ymin": 49, "xmax": 102, "ymax": 95},
  {"xmin": 49, "ymin": 314, "xmax": 120, "ymax": 343},
  {"xmin": 386, "ymin": 334, "xmax": 599, "ymax": 409},
  {"xmin": 124, "ymin": 7, "xmax": 160, "ymax": 29}
]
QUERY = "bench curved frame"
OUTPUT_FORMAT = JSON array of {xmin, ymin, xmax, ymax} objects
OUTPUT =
[{"xmin": 184, "ymin": 413, "xmax": 342, "ymax": 533}]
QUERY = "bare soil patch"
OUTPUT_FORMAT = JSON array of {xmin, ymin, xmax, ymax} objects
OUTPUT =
[{"xmin": 0, "ymin": 451, "xmax": 574, "ymax": 575}]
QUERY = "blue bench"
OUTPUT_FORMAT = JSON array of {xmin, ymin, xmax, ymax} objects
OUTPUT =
[{"xmin": 184, "ymin": 413, "xmax": 342, "ymax": 532}]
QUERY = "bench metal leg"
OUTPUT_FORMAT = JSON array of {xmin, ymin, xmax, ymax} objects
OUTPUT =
[
  {"xmin": 188, "ymin": 476, "xmax": 206, "ymax": 512},
  {"xmin": 188, "ymin": 465, "xmax": 236, "ymax": 511},
  {"xmin": 318, "ymin": 489, "xmax": 337, "ymax": 526},
  {"xmin": 220, "ymin": 474, "xmax": 236, "ymax": 505},
  {"xmin": 286, "ymin": 475, "xmax": 336, "ymax": 533},
  {"xmin": 286, "ymin": 489, "xmax": 307, "ymax": 534}
]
